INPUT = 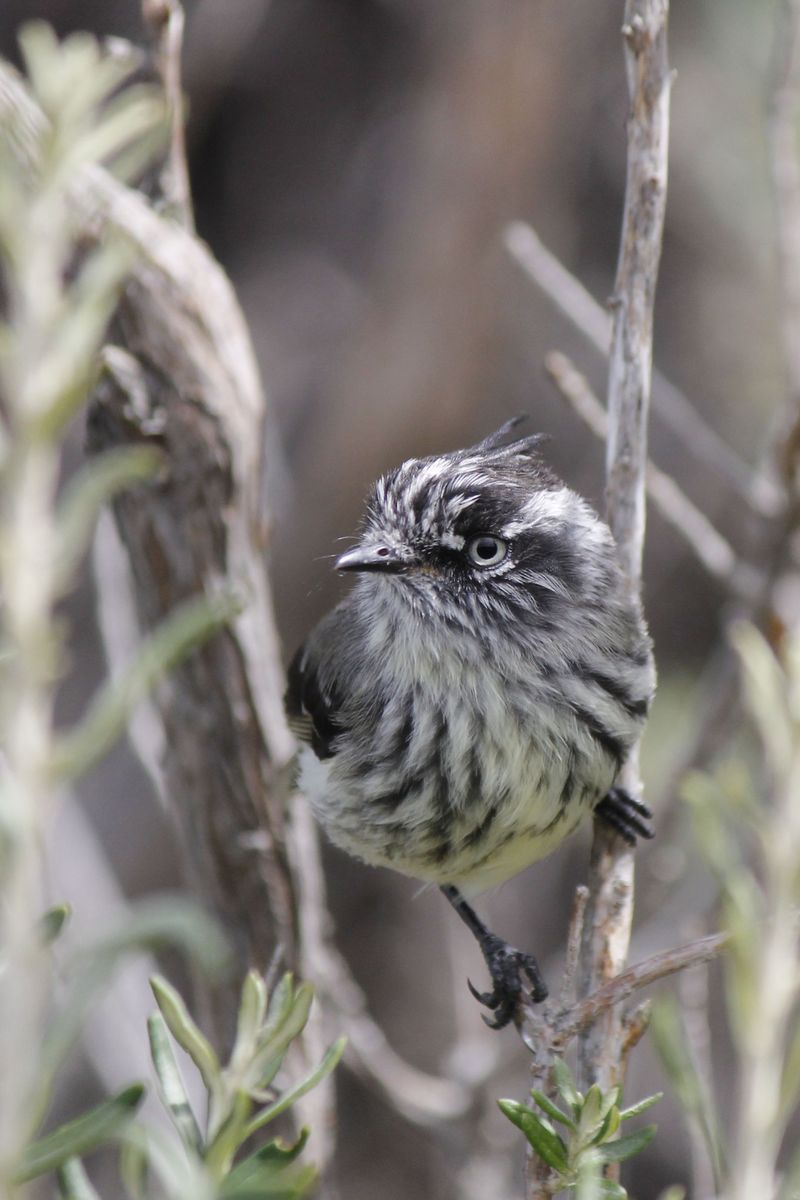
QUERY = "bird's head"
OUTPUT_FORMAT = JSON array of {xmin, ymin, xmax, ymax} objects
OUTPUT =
[{"xmin": 335, "ymin": 418, "xmax": 611, "ymax": 622}]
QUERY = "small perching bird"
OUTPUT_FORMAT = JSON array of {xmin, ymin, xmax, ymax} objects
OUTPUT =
[{"xmin": 286, "ymin": 419, "xmax": 655, "ymax": 1028}]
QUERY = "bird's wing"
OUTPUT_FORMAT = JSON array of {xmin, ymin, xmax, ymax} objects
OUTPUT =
[{"xmin": 285, "ymin": 632, "xmax": 347, "ymax": 761}]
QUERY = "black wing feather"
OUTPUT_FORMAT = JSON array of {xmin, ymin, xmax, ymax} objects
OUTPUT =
[{"xmin": 285, "ymin": 644, "xmax": 345, "ymax": 760}]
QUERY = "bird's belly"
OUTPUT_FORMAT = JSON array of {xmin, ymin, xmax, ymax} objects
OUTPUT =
[{"xmin": 297, "ymin": 693, "xmax": 608, "ymax": 896}]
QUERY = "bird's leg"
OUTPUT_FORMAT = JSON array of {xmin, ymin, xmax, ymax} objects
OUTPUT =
[
  {"xmin": 440, "ymin": 884, "xmax": 548, "ymax": 1030},
  {"xmin": 595, "ymin": 785, "xmax": 655, "ymax": 844}
]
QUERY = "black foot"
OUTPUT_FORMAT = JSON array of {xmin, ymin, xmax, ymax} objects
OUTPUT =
[
  {"xmin": 440, "ymin": 884, "xmax": 548, "ymax": 1030},
  {"xmin": 468, "ymin": 934, "xmax": 548, "ymax": 1030},
  {"xmin": 596, "ymin": 785, "xmax": 655, "ymax": 845}
]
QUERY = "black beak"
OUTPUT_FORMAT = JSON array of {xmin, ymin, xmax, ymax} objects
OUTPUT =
[{"xmin": 335, "ymin": 543, "xmax": 406, "ymax": 573}]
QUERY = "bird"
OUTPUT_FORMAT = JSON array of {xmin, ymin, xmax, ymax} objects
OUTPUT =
[{"xmin": 285, "ymin": 418, "xmax": 655, "ymax": 1028}]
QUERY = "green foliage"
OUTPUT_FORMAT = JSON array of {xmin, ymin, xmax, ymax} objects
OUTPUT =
[
  {"xmin": 652, "ymin": 622, "xmax": 800, "ymax": 1198},
  {"xmin": 0, "ymin": 21, "xmax": 344, "ymax": 1200},
  {"xmin": 15, "ymin": 1087, "xmax": 146, "ymax": 1184},
  {"xmin": 498, "ymin": 1058, "xmax": 660, "ymax": 1197},
  {"xmin": 16, "ymin": 960, "xmax": 342, "ymax": 1199},
  {"xmin": 134, "ymin": 970, "xmax": 344, "ymax": 1199},
  {"xmin": 649, "ymin": 995, "xmax": 724, "ymax": 1187}
]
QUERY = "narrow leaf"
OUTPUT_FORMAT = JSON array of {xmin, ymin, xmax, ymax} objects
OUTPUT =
[
  {"xmin": 219, "ymin": 1163, "xmax": 317, "ymax": 1199},
  {"xmin": 205, "ymin": 1090, "xmax": 252, "ymax": 1183},
  {"xmin": 618, "ymin": 1092, "xmax": 663, "ymax": 1121},
  {"xmin": 552, "ymin": 1057, "xmax": 581, "ymax": 1114},
  {"xmin": 590, "ymin": 1105, "xmax": 621, "ymax": 1146},
  {"xmin": 244, "ymin": 1037, "xmax": 347, "ymax": 1139},
  {"xmin": 151, "ymin": 975, "xmax": 220, "ymax": 1094},
  {"xmin": 15, "ymin": 1085, "xmax": 145, "ymax": 1182},
  {"xmin": 147, "ymin": 1011, "xmax": 203, "ymax": 1152},
  {"xmin": 231, "ymin": 970, "xmax": 269, "ymax": 1073},
  {"xmin": 55, "ymin": 447, "xmax": 161, "ymax": 590},
  {"xmin": 497, "ymin": 1099, "xmax": 569, "ymax": 1172},
  {"xmin": 40, "ymin": 902, "xmax": 71, "ymax": 945},
  {"xmin": 578, "ymin": 1083, "xmax": 606, "ymax": 1141},
  {"xmin": 247, "ymin": 984, "xmax": 316, "ymax": 1090},
  {"xmin": 599, "ymin": 1124, "xmax": 657, "ymax": 1164},
  {"xmin": 56, "ymin": 1158, "xmax": 101, "ymax": 1200},
  {"xmin": 531, "ymin": 1089, "xmax": 577, "ymax": 1130},
  {"xmin": 50, "ymin": 589, "xmax": 241, "ymax": 781},
  {"xmin": 119, "ymin": 1138, "xmax": 148, "ymax": 1200},
  {"xmin": 221, "ymin": 1128, "xmax": 310, "ymax": 1191}
]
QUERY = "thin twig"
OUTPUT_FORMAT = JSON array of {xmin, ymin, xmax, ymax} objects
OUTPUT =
[
  {"xmin": 520, "ymin": 930, "xmax": 728, "ymax": 1055},
  {"xmin": 142, "ymin": 0, "xmax": 195, "ymax": 230},
  {"xmin": 576, "ymin": 0, "xmax": 671, "ymax": 1098},
  {"xmin": 504, "ymin": 222, "xmax": 782, "ymax": 519},
  {"xmin": 545, "ymin": 350, "xmax": 762, "ymax": 602}
]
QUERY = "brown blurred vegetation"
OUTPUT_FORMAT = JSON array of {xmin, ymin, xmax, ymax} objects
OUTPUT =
[{"xmin": 0, "ymin": 1, "xmax": 784, "ymax": 1197}]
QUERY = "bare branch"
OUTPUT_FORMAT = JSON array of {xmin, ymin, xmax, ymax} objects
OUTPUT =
[
  {"xmin": 505, "ymin": 221, "xmax": 782, "ymax": 518},
  {"xmin": 141, "ymin": 0, "xmax": 195, "ymax": 230},
  {"xmin": 519, "ymin": 930, "xmax": 728, "ymax": 1061},
  {"xmin": 544, "ymin": 350, "xmax": 762, "ymax": 602},
  {"xmin": 576, "ymin": 0, "xmax": 671, "ymax": 1096}
]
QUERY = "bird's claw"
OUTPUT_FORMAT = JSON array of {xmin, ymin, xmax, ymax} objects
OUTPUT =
[
  {"xmin": 596, "ymin": 785, "xmax": 655, "ymax": 845},
  {"xmin": 469, "ymin": 935, "xmax": 548, "ymax": 1030}
]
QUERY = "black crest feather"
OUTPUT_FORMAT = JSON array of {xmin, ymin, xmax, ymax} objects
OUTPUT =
[{"xmin": 468, "ymin": 416, "xmax": 549, "ymax": 460}]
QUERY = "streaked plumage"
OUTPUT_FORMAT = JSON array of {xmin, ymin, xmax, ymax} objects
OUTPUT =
[{"xmin": 286, "ymin": 420, "xmax": 655, "ymax": 1025}]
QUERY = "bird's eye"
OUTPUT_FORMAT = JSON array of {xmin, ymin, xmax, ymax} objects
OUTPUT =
[{"xmin": 466, "ymin": 535, "xmax": 508, "ymax": 568}]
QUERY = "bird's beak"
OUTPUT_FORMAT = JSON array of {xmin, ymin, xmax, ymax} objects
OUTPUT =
[{"xmin": 335, "ymin": 543, "xmax": 406, "ymax": 573}]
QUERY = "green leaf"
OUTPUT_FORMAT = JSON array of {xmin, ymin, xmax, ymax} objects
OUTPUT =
[
  {"xmin": 205, "ymin": 1089, "xmax": 253, "ymax": 1182},
  {"xmin": 577, "ymin": 1084, "xmax": 606, "ymax": 1142},
  {"xmin": 42, "ymin": 896, "xmax": 229, "ymax": 1093},
  {"xmin": 590, "ymin": 1105, "xmax": 621, "ymax": 1146},
  {"xmin": 231, "ymin": 970, "xmax": 269, "ymax": 1075},
  {"xmin": 119, "ymin": 1137, "xmax": 149, "ymax": 1200},
  {"xmin": 497, "ymin": 1099, "xmax": 569, "ymax": 1172},
  {"xmin": 15, "ymin": 1084, "xmax": 145, "ymax": 1182},
  {"xmin": 246, "ymin": 983, "xmax": 316, "ymax": 1092},
  {"xmin": 552, "ymin": 1057, "xmax": 582, "ymax": 1114},
  {"xmin": 220, "ymin": 1128, "xmax": 310, "ymax": 1193},
  {"xmin": 40, "ymin": 902, "xmax": 71, "ymax": 945},
  {"xmin": 261, "ymin": 975, "xmax": 301, "ymax": 1045},
  {"xmin": 657, "ymin": 1188, "xmax": 686, "ymax": 1200},
  {"xmin": 219, "ymin": 1164, "xmax": 317, "ymax": 1199},
  {"xmin": 122, "ymin": 1123, "xmax": 214, "ymax": 1200},
  {"xmin": 151, "ymin": 975, "xmax": 220, "ymax": 1094},
  {"xmin": 49, "ymin": 589, "xmax": 241, "ymax": 781},
  {"xmin": 147, "ymin": 1011, "xmax": 203, "ymax": 1152},
  {"xmin": 253, "ymin": 1128, "xmax": 310, "ymax": 1167},
  {"xmin": 531, "ymin": 1089, "xmax": 577, "ymax": 1130},
  {"xmin": 598, "ymin": 1124, "xmax": 657, "ymax": 1164},
  {"xmin": 730, "ymin": 621, "xmax": 792, "ymax": 774},
  {"xmin": 56, "ymin": 1158, "xmax": 101, "ymax": 1200},
  {"xmin": 54, "ymin": 446, "xmax": 162, "ymax": 590},
  {"xmin": 618, "ymin": 1092, "xmax": 663, "ymax": 1121},
  {"xmin": 650, "ymin": 996, "xmax": 724, "ymax": 1182},
  {"xmin": 244, "ymin": 1037, "xmax": 346, "ymax": 1139}
]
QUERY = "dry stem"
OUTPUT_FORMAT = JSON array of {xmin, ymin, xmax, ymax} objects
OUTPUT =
[
  {"xmin": 573, "ymin": 0, "xmax": 671, "ymax": 1100},
  {"xmin": 504, "ymin": 221, "xmax": 781, "ymax": 518},
  {"xmin": 142, "ymin": 0, "xmax": 195, "ymax": 230},
  {"xmin": 544, "ymin": 351, "xmax": 761, "ymax": 602}
]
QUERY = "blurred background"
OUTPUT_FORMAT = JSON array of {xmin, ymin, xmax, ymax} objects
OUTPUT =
[{"xmin": 0, "ymin": 1, "xmax": 787, "ymax": 1196}]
